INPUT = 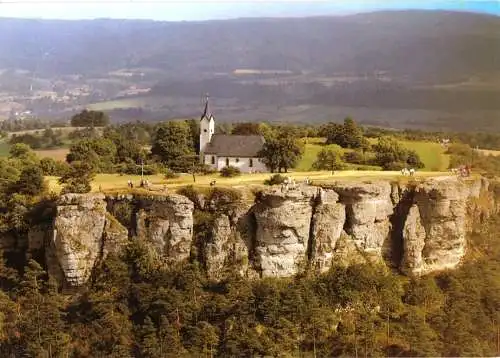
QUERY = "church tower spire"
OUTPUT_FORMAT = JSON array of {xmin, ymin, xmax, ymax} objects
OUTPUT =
[
  {"xmin": 200, "ymin": 93, "xmax": 213, "ymax": 121},
  {"xmin": 199, "ymin": 93, "xmax": 215, "ymax": 159}
]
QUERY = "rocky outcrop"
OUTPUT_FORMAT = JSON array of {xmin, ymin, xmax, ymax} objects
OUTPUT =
[
  {"xmin": 252, "ymin": 177, "xmax": 493, "ymax": 277},
  {"xmin": 34, "ymin": 176, "xmax": 496, "ymax": 287},
  {"xmin": 203, "ymin": 200, "xmax": 254, "ymax": 279},
  {"xmin": 51, "ymin": 193, "xmax": 108, "ymax": 286},
  {"xmin": 134, "ymin": 194, "xmax": 194, "ymax": 262},
  {"xmin": 400, "ymin": 177, "xmax": 487, "ymax": 275},
  {"xmin": 204, "ymin": 214, "xmax": 233, "ymax": 279},
  {"xmin": 310, "ymin": 189, "xmax": 345, "ymax": 272},
  {"xmin": 333, "ymin": 181, "xmax": 394, "ymax": 260},
  {"xmin": 103, "ymin": 213, "xmax": 129, "ymax": 257},
  {"xmin": 252, "ymin": 186, "xmax": 317, "ymax": 277},
  {"xmin": 400, "ymin": 205, "xmax": 426, "ymax": 274}
]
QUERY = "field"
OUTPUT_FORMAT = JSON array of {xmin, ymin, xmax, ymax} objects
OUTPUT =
[
  {"xmin": 35, "ymin": 148, "xmax": 70, "ymax": 161},
  {"xmin": 399, "ymin": 140, "xmax": 450, "ymax": 171},
  {"xmin": 0, "ymin": 139, "xmax": 9, "ymax": 156},
  {"xmin": 4, "ymin": 126, "xmax": 94, "ymax": 138},
  {"xmin": 296, "ymin": 138, "xmax": 450, "ymax": 172},
  {"xmin": 46, "ymin": 170, "xmax": 451, "ymax": 194},
  {"xmin": 296, "ymin": 138, "xmax": 342, "ymax": 171},
  {"xmin": 478, "ymin": 149, "xmax": 500, "ymax": 157}
]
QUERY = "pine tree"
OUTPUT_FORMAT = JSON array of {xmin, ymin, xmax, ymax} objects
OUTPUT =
[{"xmin": 16, "ymin": 260, "xmax": 71, "ymax": 357}]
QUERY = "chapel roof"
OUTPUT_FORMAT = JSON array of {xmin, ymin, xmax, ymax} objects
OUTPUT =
[{"xmin": 204, "ymin": 134, "xmax": 265, "ymax": 157}]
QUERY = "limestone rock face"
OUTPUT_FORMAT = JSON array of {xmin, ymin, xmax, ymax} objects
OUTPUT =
[
  {"xmin": 401, "ymin": 178, "xmax": 486, "ymax": 275},
  {"xmin": 135, "ymin": 194, "xmax": 194, "ymax": 261},
  {"xmin": 310, "ymin": 189, "xmax": 345, "ymax": 272},
  {"xmin": 333, "ymin": 181, "xmax": 393, "ymax": 257},
  {"xmin": 252, "ymin": 186, "xmax": 317, "ymax": 277},
  {"xmin": 400, "ymin": 205, "xmax": 426, "ymax": 274},
  {"xmin": 204, "ymin": 203, "xmax": 252, "ymax": 279},
  {"xmin": 205, "ymin": 214, "xmax": 232, "ymax": 279},
  {"xmin": 102, "ymin": 213, "xmax": 129, "ymax": 257},
  {"xmin": 52, "ymin": 193, "xmax": 107, "ymax": 286},
  {"xmin": 45, "ymin": 176, "xmax": 496, "ymax": 286}
]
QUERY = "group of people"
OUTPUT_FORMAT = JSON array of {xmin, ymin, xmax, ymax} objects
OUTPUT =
[
  {"xmin": 400, "ymin": 168, "xmax": 416, "ymax": 176},
  {"xmin": 451, "ymin": 165, "xmax": 471, "ymax": 177},
  {"xmin": 280, "ymin": 176, "xmax": 312, "ymax": 192},
  {"xmin": 127, "ymin": 179, "xmax": 151, "ymax": 189},
  {"xmin": 280, "ymin": 176, "xmax": 297, "ymax": 192}
]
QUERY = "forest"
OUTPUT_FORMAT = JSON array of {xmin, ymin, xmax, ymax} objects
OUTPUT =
[{"xmin": 0, "ymin": 212, "xmax": 499, "ymax": 356}]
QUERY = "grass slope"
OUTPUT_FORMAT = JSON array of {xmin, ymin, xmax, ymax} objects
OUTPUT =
[
  {"xmin": 46, "ymin": 170, "xmax": 450, "ymax": 194},
  {"xmin": 297, "ymin": 138, "xmax": 450, "ymax": 172},
  {"xmin": 34, "ymin": 148, "xmax": 70, "ymax": 161},
  {"xmin": 400, "ymin": 140, "xmax": 450, "ymax": 171}
]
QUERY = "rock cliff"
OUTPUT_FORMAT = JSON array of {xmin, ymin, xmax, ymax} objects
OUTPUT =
[
  {"xmin": 50, "ymin": 193, "xmax": 126, "ymax": 286},
  {"xmin": 133, "ymin": 194, "xmax": 194, "ymax": 261},
  {"xmin": 13, "ymin": 176, "xmax": 496, "ymax": 287}
]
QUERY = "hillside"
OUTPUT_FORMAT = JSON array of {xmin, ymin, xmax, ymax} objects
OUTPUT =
[{"xmin": 0, "ymin": 10, "xmax": 499, "ymax": 130}]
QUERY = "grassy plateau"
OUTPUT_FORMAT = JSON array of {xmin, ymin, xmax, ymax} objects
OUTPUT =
[{"xmin": 46, "ymin": 170, "xmax": 451, "ymax": 194}]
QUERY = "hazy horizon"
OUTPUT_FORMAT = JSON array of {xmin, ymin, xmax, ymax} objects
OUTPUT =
[{"xmin": 0, "ymin": 0, "xmax": 498, "ymax": 21}]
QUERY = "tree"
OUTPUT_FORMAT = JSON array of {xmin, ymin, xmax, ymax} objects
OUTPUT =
[
  {"xmin": 372, "ymin": 137, "xmax": 424, "ymax": 170},
  {"xmin": 9, "ymin": 143, "xmax": 34, "ymax": 159},
  {"xmin": 179, "ymin": 154, "xmax": 206, "ymax": 183},
  {"xmin": 59, "ymin": 161, "xmax": 95, "ymax": 194},
  {"xmin": 16, "ymin": 260, "xmax": 71, "ymax": 357},
  {"xmin": 341, "ymin": 117, "xmax": 365, "ymax": 148},
  {"xmin": 324, "ymin": 118, "xmax": 366, "ymax": 149},
  {"xmin": 0, "ymin": 158, "xmax": 20, "ymax": 196},
  {"xmin": 8, "ymin": 143, "xmax": 39, "ymax": 170},
  {"xmin": 313, "ymin": 148, "xmax": 345, "ymax": 172},
  {"xmin": 232, "ymin": 122, "xmax": 262, "ymax": 135},
  {"xmin": 151, "ymin": 121, "xmax": 194, "ymax": 169},
  {"xmin": 15, "ymin": 165, "xmax": 46, "ymax": 196},
  {"xmin": 40, "ymin": 157, "xmax": 69, "ymax": 176},
  {"xmin": 70, "ymin": 109, "xmax": 109, "ymax": 127},
  {"xmin": 407, "ymin": 150, "xmax": 425, "ymax": 169},
  {"xmin": 187, "ymin": 119, "xmax": 200, "ymax": 154},
  {"xmin": 259, "ymin": 133, "xmax": 304, "ymax": 173},
  {"xmin": 66, "ymin": 138, "xmax": 117, "ymax": 172}
]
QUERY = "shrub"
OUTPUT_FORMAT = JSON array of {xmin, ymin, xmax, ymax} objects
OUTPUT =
[
  {"xmin": 343, "ymin": 150, "xmax": 365, "ymax": 164},
  {"xmin": 109, "ymin": 201, "xmax": 135, "ymax": 228},
  {"xmin": 206, "ymin": 187, "xmax": 242, "ymax": 208},
  {"xmin": 220, "ymin": 165, "xmax": 241, "ymax": 178},
  {"xmin": 383, "ymin": 161, "xmax": 407, "ymax": 171},
  {"xmin": 198, "ymin": 164, "xmax": 217, "ymax": 175},
  {"xmin": 406, "ymin": 150, "xmax": 425, "ymax": 169},
  {"xmin": 16, "ymin": 165, "xmax": 46, "ymax": 196},
  {"xmin": 264, "ymin": 174, "xmax": 286, "ymax": 186},
  {"xmin": 164, "ymin": 168, "xmax": 180, "ymax": 179},
  {"xmin": 177, "ymin": 185, "xmax": 204, "ymax": 210},
  {"xmin": 313, "ymin": 148, "xmax": 346, "ymax": 171}
]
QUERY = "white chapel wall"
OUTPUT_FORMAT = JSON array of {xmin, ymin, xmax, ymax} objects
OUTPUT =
[{"xmin": 204, "ymin": 155, "xmax": 267, "ymax": 173}]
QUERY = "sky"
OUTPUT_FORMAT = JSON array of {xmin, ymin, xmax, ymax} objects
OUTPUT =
[{"xmin": 0, "ymin": 0, "xmax": 498, "ymax": 21}]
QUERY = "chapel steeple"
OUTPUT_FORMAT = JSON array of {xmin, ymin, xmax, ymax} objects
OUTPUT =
[
  {"xmin": 199, "ymin": 93, "xmax": 215, "ymax": 157},
  {"xmin": 200, "ymin": 94, "xmax": 213, "ymax": 121}
]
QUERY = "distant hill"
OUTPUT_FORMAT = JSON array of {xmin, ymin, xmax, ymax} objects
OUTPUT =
[
  {"xmin": 0, "ymin": 10, "xmax": 499, "ymax": 130},
  {"xmin": 0, "ymin": 10, "xmax": 498, "ymax": 81}
]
